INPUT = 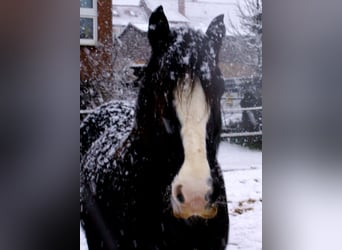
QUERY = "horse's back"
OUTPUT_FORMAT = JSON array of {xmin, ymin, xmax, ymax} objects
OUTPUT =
[
  {"xmin": 80, "ymin": 101, "xmax": 136, "ymax": 250},
  {"xmin": 80, "ymin": 100, "xmax": 135, "ymax": 157}
]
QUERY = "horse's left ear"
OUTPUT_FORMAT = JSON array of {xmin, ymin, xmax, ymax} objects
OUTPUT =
[
  {"xmin": 206, "ymin": 14, "xmax": 226, "ymax": 58},
  {"xmin": 148, "ymin": 6, "xmax": 171, "ymax": 52}
]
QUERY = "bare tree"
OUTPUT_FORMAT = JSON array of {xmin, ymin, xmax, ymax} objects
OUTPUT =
[
  {"xmin": 224, "ymin": 0, "xmax": 262, "ymax": 149},
  {"xmin": 227, "ymin": 0, "xmax": 262, "ymax": 78},
  {"xmin": 80, "ymin": 35, "xmax": 140, "ymax": 111}
]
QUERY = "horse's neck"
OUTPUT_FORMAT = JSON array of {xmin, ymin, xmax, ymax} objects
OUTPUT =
[{"xmin": 134, "ymin": 83, "xmax": 157, "ymax": 134}]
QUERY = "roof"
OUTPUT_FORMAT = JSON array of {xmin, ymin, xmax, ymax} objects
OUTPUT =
[
  {"xmin": 112, "ymin": 6, "xmax": 148, "ymax": 29},
  {"xmin": 118, "ymin": 23, "xmax": 147, "ymax": 37},
  {"xmin": 114, "ymin": 0, "xmax": 141, "ymax": 6},
  {"xmin": 112, "ymin": 0, "xmax": 189, "ymax": 32},
  {"xmin": 112, "ymin": 0, "xmax": 254, "ymax": 35},
  {"xmin": 185, "ymin": 1, "xmax": 244, "ymax": 35},
  {"xmin": 144, "ymin": 0, "xmax": 189, "ymax": 23},
  {"xmin": 196, "ymin": 0, "xmax": 237, "ymax": 3}
]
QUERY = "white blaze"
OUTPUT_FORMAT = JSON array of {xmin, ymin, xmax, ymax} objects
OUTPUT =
[{"xmin": 172, "ymin": 74, "xmax": 211, "ymax": 202}]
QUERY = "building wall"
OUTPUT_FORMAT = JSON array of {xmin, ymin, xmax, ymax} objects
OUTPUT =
[{"xmin": 80, "ymin": 0, "xmax": 113, "ymax": 82}]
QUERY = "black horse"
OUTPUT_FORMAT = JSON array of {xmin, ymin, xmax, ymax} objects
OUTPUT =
[{"xmin": 80, "ymin": 6, "xmax": 229, "ymax": 250}]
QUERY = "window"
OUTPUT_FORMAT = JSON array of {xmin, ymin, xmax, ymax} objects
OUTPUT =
[{"xmin": 80, "ymin": 0, "xmax": 97, "ymax": 45}]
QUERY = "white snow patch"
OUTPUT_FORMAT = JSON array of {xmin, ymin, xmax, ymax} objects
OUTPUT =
[
  {"xmin": 218, "ymin": 142, "xmax": 262, "ymax": 250},
  {"xmin": 176, "ymin": 33, "xmax": 184, "ymax": 44},
  {"xmin": 80, "ymin": 224, "xmax": 89, "ymax": 250},
  {"xmin": 182, "ymin": 55, "xmax": 190, "ymax": 65},
  {"xmin": 149, "ymin": 24, "xmax": 156, "ymax": 30},
  {"xmin": 114, "ymin": 0, "xmax": 140, "ymax": 6},
  {"xmin": 200, "ymin": 62, "xmax": 211, "ymax": 80}
]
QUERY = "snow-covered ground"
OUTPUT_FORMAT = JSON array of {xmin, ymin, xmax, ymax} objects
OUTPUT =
[
  {"xmin": 219, "ymin": 141, "xmax": 262, "ymax": 250},
  {"xmin": 80, "ymin": 141, "xmax": 262, "ymax": 250}
]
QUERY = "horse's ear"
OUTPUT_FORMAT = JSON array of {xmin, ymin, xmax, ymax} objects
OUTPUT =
[
  {"xmin": 206, "ymin": 14, "xmax": 226, "ymax": 58},
  {"xmin": 148, "ymin": 6, "xmax": 171, "ymax": 52}
]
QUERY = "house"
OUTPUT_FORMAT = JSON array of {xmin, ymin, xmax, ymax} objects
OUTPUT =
[
  {"xmin": 111, "ymin": 0, "xmax": 191, "ymax": 73},
  {"xmin": 112, "ymin": 0, "xmax": 189, "ymax": 37},
  {"xmin": 112, "ymin": 0, "xmax": 149, "ymax": 36},
  {"xmin": 80, "ymin": 0, "xmax": 113, "ymax": 83},
  {"xmin": 79, "ymin": 0, "xmax": 259, "ymax": 110},
  {"xmin": 180, "ymin": 0, "xmax": 256, "ymax": 78},
  {"xmin": 112, "ymin": 0, "xmax": 257, "ymax": 79},
  {"xmin": 80, "ymin": 0, "xmax": 258, "ymax": 82},
  {"xmin": 116, "ymin": 23, "xmax": 150, "ymax": 66},
  {"xmin": 132, "ymin": 0, "xmax": 242, "ymax": 35}
]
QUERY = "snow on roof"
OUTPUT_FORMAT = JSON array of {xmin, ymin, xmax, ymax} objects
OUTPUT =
[
  {"xmin": 112, "ymin": 5, "xmax": 187, "ymax": 32},
  {"xmin": 196, "ymin": 0, "xmax": 237, "ymax": 3},
  {"xmin": 129, "ymin": 23, "xmax": 149, "ymax": 32},
  {"xmin": 185, "ymin": 1, "xmax": 243, "ymax": 35},
  {"xmin": 113, "ymin": 0, "xmax": 141, "ymax": 6},
  {"xmin": 117, "ymin": 22, "xmax": 190, "ymax": 33},
  {"xmin": 142, "ymin": 0, "xmax": 246, "ymax": 35},
  {"xmin": 112, "ymin": 6, "xmax": 148, "ymax": 27},
  {"xmin": 144, "ymin": 0, "xmax": 189, "ymax": 23},
  {"xmin": 112, "ymin": 0, "xmax": 252, "ymax": 35}
]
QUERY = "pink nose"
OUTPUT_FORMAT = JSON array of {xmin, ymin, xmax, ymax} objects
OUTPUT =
[{"xmin": 171, "ymin": 184, "xmax": 217, "ymax": 219}]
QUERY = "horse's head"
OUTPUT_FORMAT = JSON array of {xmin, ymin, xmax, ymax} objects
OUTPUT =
[{"xmin": 140, "ymin": 6, "xmax": 226, "ymax": 220}]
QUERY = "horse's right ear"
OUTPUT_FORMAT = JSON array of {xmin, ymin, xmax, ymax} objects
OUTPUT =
[
  {"xmin": 148, "ymin": 6, "xmax": 170, "ymax": 52},
  {"xmin": 206, "ymin": 14, "xmax": 225, "ymax": 59}
]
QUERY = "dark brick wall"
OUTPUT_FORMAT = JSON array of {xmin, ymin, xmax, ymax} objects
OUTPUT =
[{"xmin": 80, "ymin": 0, "xmax": 113, "ymax": 82}]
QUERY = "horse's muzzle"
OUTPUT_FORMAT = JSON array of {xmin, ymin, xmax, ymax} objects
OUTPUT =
[{"xmin": 171, "ymin": 185, "xmax": 218, "ymax": 219}]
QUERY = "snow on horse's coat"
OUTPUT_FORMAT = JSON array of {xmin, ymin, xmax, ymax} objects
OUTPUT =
[
  {"xmin": 80, "ymin": 100, "xmax": 135, "ymax": 158},
  {"xmin": 80, "ymin": 6, "xmax": 229, "ymax": 250}
]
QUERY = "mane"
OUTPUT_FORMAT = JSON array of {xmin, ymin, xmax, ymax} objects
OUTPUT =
[{"xmin": 148, "ymin": 27, "xmax": 221, "ymax": 91}]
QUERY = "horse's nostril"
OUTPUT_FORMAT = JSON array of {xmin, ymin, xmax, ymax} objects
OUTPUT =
[
  {"xmin": 205, "ymin": 189, "xmax": 213, "ymax": 202},
  {"xmin": 175, "ymin": 185, "xmax": 185, "ymax": 203}
]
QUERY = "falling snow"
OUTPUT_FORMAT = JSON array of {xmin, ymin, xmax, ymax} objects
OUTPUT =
[
  {"xmin": 80, "ymin": 3, "xmax": 262, "ymax": 247},
  {"xmin": 149, "ymin": 24, "xmax": 156, "ymax": 30},
  {"xmin": 80, "ymin": 141, "xmax": 262, "ymax": 250}
]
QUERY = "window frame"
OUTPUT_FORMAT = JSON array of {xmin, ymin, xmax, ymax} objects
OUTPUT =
[{"xmin": 80, "ymin": 0, "xmax": 98, "ymax": 46}]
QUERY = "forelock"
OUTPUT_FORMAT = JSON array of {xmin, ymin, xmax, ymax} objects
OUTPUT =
[{"xmin": 147, "ymin": 26, "xmax": 223, "ymax": 102}]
